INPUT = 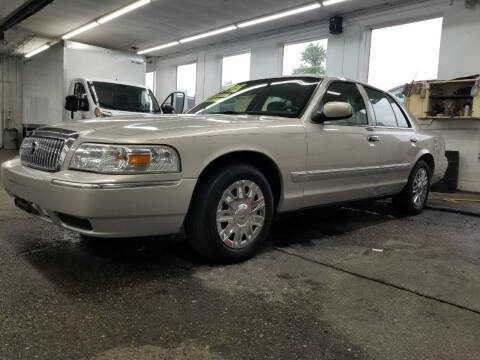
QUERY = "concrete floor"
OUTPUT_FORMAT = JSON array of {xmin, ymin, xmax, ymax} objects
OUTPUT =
[{"xmin": 1, "ymin": 149, "xmax": 479, "ymax": 360}]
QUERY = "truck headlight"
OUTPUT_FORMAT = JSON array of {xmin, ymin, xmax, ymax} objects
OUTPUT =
[{"xmin": 70, "ymin": 143, "xmax": 180, "ymax": 174}]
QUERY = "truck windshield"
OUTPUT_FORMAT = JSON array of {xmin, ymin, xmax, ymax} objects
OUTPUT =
[
  {"xmin": 90, "ymin": 82, "xmax": 161, "ymax": 113},
  {"xmin": 188, "ymin": 77, "xmax": 321, "ymax": 118}
]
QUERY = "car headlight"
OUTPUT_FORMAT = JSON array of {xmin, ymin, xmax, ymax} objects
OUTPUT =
[{"xmin": 70, "ymin": 143, "xmax": 180, "ymax": 174}]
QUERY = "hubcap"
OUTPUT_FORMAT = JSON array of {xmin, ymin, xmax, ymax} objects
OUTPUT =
[
  {"xmin": 216, "ymin": 180, "xmax": 266, "ymax": 249},
  {"xmin": 412, "ymin": 167, "xmax": 429, "ymax": 208}
]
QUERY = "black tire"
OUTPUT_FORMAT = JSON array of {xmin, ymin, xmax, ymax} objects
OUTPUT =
[
  {"xmin": 185, "ymin": 163, "xmax": 274, "ymax": 263},
  {"xmin": 393, "ymin": 160, "xmax": 431, "ymax": 215}
]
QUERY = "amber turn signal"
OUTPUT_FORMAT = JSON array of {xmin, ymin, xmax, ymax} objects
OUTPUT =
[{"xmin": 128, "ymin": 154, "xmax": 151, "ymax": 165}]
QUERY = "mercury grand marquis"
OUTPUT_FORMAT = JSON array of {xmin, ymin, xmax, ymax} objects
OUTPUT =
[{"xmin": 1, "ymin": 76, "xmax": 448, "ymax": 262}]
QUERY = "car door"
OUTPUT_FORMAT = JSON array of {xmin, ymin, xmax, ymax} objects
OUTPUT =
[
  {"xmin": 363, "ymin": 87, "xmax": 418, "ymax": 196},
  {"xmin": 302, "ymin": 81, "xmax": 381, "ymax": 207}
]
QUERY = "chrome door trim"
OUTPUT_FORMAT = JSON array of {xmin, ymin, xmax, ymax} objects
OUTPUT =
[{"xmin": 291, "ymin": 163, "xmax": 410, "ymax": 182}]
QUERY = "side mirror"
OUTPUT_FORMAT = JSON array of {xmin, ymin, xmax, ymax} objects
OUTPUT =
[
  {"xmin": 312, "ymin": 102, "xmax": 353, "ymax": 123},
  {"xmin": 65, "ymin": 95, "xmax": 79, "ymax": 112},
  {"xmin": 161, "ymin": 91, "xmax": 186, "ymax": 114}
]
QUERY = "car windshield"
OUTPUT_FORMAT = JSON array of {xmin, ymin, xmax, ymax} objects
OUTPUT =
[
  {"xmin": 188, "ymin": 77, "xmax": 321, "ymax": 118},
  {"xmin": 90, "ymin": 81, "xmax": 161, "ymax": 113}
]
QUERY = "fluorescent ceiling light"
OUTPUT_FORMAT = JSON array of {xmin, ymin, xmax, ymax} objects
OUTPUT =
[
  {"xmin": 179, "ymin": 25, "xmax": 237, "ymax": 43},
  {"xmin": 62, "ymin": 21, "xmax": 99, "ymax": 40},
  {"xmin": 238, "ymin": 3, "xmax": 321, "ymax": 28},
  {"xmin": 137, "ymin": 41, "xmax": 180, "ymax": 54},
  {"xmin": 98, "ymin": 0, "xmax": 151, "ymax": 24},
  {"xmin": 25, "ymin": 44, "xmax": 50, "ymax": 58},
  {"xmin": 323, "ymin": 0, "xmax": 347, "ymax": 5}
]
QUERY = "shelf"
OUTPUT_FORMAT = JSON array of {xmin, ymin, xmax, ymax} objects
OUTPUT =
[
  {"xmin": 430, "ymin": 95, "xmax": 473, "ymax": 99},
  {"xmin": 429, "ymin": 79, "xmax": 476, "ymax": 85},
  {"xmin": 420, "ymin": 116, "xmax": 479, "ymax": 120}
]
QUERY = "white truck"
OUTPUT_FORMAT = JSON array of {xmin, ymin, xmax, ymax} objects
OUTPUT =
[{"xmin": 22, "ymin": 41, "xmax": 186, "ymax": 135}]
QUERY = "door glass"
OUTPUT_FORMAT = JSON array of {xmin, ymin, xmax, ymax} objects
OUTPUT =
[
  {"xmin": 321, "ymin": 82, "xmax": 368, "ymax": 126},
  {"xmin": 365, "ymin": 88, "xmax": 398, "ymax": 127},
  {"xmin": 74, "ymin": 82, "xmax": 88, "ymax": 111},
  {"xmin": 389, "ymin": 99, "xmax": 411, "ymax": 128}
]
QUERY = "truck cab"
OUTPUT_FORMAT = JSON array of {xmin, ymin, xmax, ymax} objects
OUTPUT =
[{"xmin": 65, "ymin": 78, "xmax": 162, "ymax": 119}]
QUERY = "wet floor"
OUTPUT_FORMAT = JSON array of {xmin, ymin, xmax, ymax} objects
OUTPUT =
[{"xmin": 1, "ymin": 150, "xmax": 479, "ymax": 360}]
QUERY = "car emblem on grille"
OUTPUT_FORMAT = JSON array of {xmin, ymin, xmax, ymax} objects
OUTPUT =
[{"xmin": 31, "ymin": 140, "xmax": 39, "ymax": 155}]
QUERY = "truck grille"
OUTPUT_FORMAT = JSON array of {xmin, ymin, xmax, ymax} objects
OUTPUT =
[{"xmin": 20, "ymin": 136, "xmax": 66, "ymax": 172}]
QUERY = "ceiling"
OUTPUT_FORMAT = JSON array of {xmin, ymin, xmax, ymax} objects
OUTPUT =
[{"xmin": 1, "ymin": 0, "xmax": 420, "ymax": 57}]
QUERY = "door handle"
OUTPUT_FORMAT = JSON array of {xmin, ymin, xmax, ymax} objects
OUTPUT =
[
  {"xmin": 368, "ymin": 135, "xmax": 380, "ymax": 142},
  {"xmin": 410, "ymin": 137, "xmax": 418, "ymax": 143}
]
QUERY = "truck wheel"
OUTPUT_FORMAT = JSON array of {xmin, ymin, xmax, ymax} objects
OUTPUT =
[
  {"xmin": 186, "ymin": 163, "xmax": 274, "ymax": 263},
  {"xmin": 393, "ymin": 160, "xmax": 431, "ymax": 215}
]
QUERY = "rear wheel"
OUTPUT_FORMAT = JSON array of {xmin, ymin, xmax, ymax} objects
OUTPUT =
[
  {"xmin": 393, "ymin": 160, "xmax": 431, "ymax": 214},
  {"xmin": 186, "ymin": 163, "xmax": 274, "ymax": 263}
]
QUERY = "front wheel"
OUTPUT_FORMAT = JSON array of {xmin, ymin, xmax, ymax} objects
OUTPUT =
[
  {"xmin": 393, "ymin": 160, "xmax": 431, "ymax": 215},
  {"xmin": 186, "ymin": 163, "xmax": 274, "ymax": 263}
]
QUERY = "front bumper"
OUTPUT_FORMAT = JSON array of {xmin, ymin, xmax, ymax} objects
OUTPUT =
[{"xmin": 1, "ymin": 158, "xmax": 196, "ymax": 238}]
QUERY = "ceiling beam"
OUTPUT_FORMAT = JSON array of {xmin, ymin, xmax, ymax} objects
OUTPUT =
[{"xmin": 0, "ymin": 0, "xmax": 54, "ymax": 40}]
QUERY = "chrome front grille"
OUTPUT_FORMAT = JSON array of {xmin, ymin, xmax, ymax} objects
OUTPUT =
[{"xmin": 20, "ymin": 136, "xmax": 66, "ymax": 172}]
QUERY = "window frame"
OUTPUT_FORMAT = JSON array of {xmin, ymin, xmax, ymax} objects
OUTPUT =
[
  {"xmin": 220, "ymin": 50, "xmax": 252, "ymax": 89},
  {"xmin": 281, "ymin": 37, "xmax": 329, "ymax": 76},
  {"xmin": 312, "ymin": 80, "xmax": 372, "ymax": 128}
]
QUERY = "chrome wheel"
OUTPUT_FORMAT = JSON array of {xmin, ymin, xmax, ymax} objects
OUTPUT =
[
  {"xmin": 412, "ymin": 167, "xmax": 429, "ymax": 208},
  {"xmin": 216, "ymin": 180, "xmax": 266, "ymax": 249}
]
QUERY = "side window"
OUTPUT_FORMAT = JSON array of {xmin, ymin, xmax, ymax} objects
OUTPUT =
[
  {"xmin": 389, "ymin": 98, "xmax": 411, "ymax": 128},
  {"xmin": 74, "ymin": 82, "xmax": 89, "ymax": 111},
  {"xmin": 321, "ymin": 82, "xmax": 368, "ymax": 126},
  {"xmin": 74, "ymin": 82, "xmax": 87, "ymax": 99},
  {"xmin": 365, "ymin": 88, "xmax": 397, "ymax": 127},
  {"xmin": 391, "ymin": 88, "xmax": 405, "ymax": 103}
]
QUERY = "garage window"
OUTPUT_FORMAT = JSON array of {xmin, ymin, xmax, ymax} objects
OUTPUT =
[
  {"xmin": 368, "ymin": 17, "xmax": 443, "ymax": 91},
  {"xmin": 177, "ymin": 63, "xmax": 197, "ymax": 98},
  {"xmin": 145, "ymin": 72, "xmax": 156, "ymax": 93},
  {"xmin": 221, "ymin": 52, "xmax": 251, "ymax": 88},
  {"xmin": 283, "ymin": 39, "xmax": 328, "ymax": 76}
]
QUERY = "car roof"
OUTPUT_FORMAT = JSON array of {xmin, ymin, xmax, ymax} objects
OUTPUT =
[
  {"xmin": 245, "ymin": 75, "xmax": 389, "ymax": 94},
  {"xmin": 75, "ymin": 78, "xmax": 148, "ymax": 89}
]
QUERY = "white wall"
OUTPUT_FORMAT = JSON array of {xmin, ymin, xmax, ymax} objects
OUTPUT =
[
  {"xmin": 152, "ymin": 0, "xmax": 480, "ymax": 104},
  {"xmin": 438, "ymin": 1, "xmax": 480, "ymax": 79},
  {"xmin": 23, "ymin": 42, "xmax": 64, "ymax": 128},
  {"xmin": 0, "ymin": 56, "xmax": 23, "ymax": 148},
  {"xmin": 64, "ymin": 41, "xmax": 146, "ymax": 91}
]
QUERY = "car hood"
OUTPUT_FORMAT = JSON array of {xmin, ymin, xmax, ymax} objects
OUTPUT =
[{"xmin": 41, "ymin": 114, "xmax": 285, "ymax": 140}]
